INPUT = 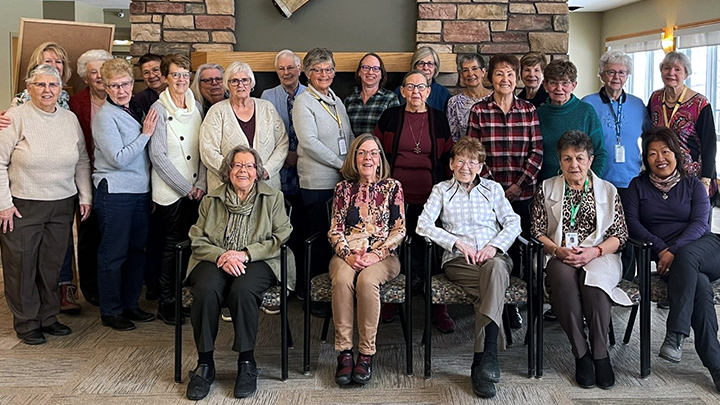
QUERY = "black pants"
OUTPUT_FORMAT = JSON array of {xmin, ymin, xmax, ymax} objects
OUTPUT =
[
  {"xmin": 144, "ymin": 208, "xmax": 164, "ymax": 290},
  {"xmin": 156, "ymin": 197, "xmax": 200, "ymax": 303},
  {"xmin": 667, "ymin": 233, "xmax": 720, "ymax": 370},
  {"xmin": 188, "ymin": 260, "xmax": 276, "ymax": 353},
  {"xmin": 77, "ymin": 209, "xmax": 101, "ymax": 299},
  {"xmin": 298, "ymin": 188, "xmax": 333, "ymax": 293}
]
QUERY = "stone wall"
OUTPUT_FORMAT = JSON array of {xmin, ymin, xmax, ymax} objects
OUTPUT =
[{"xmin": 417, "ymin": 0, "xmax": 569, "ymax": 88}]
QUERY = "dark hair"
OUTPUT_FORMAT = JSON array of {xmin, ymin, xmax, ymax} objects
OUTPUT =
[
  {"xmin": 355, "ymin": 52, "xmax": 388, "ymax": 88},
  {"xmin": 640, "ymin": 126, "xmax": 686, "ymax": 177},
  {"xmin": 544, "ymin": 59, "xmax": 578, "ymax": 83},
  {"xmin": 487, "ymin": 53, "xmax": 520, "ymax": 78},
  {"xmin": 220, "ymin": 146, "xmax": 266, "ymax": 185},
  {"xmin": 456, "ymin": 53, "xmax": 485, "ymax": 71},
  {"xmin": 160, "ymin": 53, "xmax": 191, "ymax": 77},
  {"xmin": 556, "ymin": 130, "xmax": 594, "ymax": 158},
  {"xmin": 138, "ymin": 53, "xmax": 162, "ymax": 68}
]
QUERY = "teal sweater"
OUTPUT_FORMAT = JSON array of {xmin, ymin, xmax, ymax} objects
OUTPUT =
[{"xmin": 537, "ymin": 95, "xmax": 606, "ymax": 181}]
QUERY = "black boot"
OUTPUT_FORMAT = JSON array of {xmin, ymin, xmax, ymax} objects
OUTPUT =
[
  {"xmin": 575, "ymin": 351, "xmax": 595, "ymax": 388},
  {"xmin": 594, "ymin": 357, "xmax": 615, "ymax": 389}
]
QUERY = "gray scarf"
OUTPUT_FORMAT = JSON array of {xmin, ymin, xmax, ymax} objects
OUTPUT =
[{"xmin": 223, "ymin": 184, "xmax": 257, "ymax": 251}]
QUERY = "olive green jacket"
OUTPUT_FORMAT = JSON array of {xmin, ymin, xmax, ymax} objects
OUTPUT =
[{"xmin": 188, "ymin": 181, "xmax": 296, "ymax": 290}]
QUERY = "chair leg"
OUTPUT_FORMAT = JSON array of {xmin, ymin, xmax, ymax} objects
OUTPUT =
[
  {"xmin": 320, "ymin": 306, "xmax": 332, "ymax": 342},
  {"xmin": 502, "ymin": 306, "xmax": 513, "ymax": 346},
  {"xmin": 287, "ymin": 319, "xmax": 295, "ymax": 348},
  {"xmin": 609, "ymin": 318, "xmax": 616, "ymax": 346},
  {"xmin": 174, "ymin": 245, "xmax": 184, "ymax": 384},
  {"xmin": 623, "ymin": 305, "xmax": 639, "ymax": 345},
  {"xmin": 398, "ymin": 304, "xmax": 408, "ymax": 344}
]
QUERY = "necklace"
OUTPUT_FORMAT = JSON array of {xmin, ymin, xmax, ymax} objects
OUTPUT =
[
  {"xmin": 406, "ymin": 110, "xmax": 426, "ymax": 154},
  {"xmin": 661, "ymin": 85, "xmax": 687, "ymax": 127}
]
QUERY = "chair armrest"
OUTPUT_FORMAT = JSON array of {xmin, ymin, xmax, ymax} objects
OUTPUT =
[
  {"xmin": 627, "ymin": 237, "xmax": 652, "ymax": 249},
  {"xmin": 175, "ymin": 239, "xmax": 191, "ymax": 252}
]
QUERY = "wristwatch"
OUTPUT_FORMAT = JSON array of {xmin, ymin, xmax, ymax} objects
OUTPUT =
[{"xmin": 242, "ymin": 249, "xmax": 250, "ymax": 264}]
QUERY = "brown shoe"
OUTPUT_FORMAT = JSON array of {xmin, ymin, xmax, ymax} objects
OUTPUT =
[
  {"xmin": 335, "ymin": 352, "xmax": 354, "ymax": 385},
  {"xmin": 60, "ymin": 284, "xmax": 81, "ymax": 315}
]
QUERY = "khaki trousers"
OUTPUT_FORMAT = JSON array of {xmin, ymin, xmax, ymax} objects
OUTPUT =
[
  {"xmin": 444, "ymin": 254, "xmax": 512, "ymax": 352},
  {"xmin": 329, "ymin": 255, "xmax": 400, "ymax": 355}
]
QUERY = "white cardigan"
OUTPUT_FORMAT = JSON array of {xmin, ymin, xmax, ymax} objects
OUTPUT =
[
  {"xmin": 541, "ymin": 171, "xmax": 632, "ymax": 306},
  {"xmin": 199, "ymin": 98, "xmax": 289, "ymax": 192}
]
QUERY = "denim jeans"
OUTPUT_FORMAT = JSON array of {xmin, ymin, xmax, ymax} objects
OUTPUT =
[{"xmin": 94, "ymin": 179, "xmax": 151, "ymax": 316}]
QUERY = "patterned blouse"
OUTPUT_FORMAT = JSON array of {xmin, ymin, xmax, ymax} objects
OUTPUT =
[
  {"xmin": 446, "ymin": 92, "xmax": 489, "ymax": 142},
  {"xmin": 11, "ymin": 89, "xmax": 70, "ymax": 111},
  {"xmin": 328, "ymin": 178, "xmax": 406, "ymax": 260},
  {"xmin": 531, "ymin": 185, "xmax": 628, "ymax": 250}
]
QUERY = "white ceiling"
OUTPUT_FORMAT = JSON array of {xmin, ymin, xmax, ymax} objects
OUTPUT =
[
  {"xmin": 569, "ymin": 0, "xmax": 644, "ymax": 12},
  {"xmin": 69, "ymin": 0, "xmax": 130, "ymax": 9}
]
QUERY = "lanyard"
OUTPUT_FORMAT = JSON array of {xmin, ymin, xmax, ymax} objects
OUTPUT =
[
  {"xmin": 661, "ymin": 85, "xmax": 688, "ymax": 127},
  {"xmin": 565, "ymin": 176, "xmax": 589, "ymax": 229},
  {"xmin": 309, "ymin": 89, "xmax": 343, "ymax": 134},
  {"xmin": 608, "ymin": 99, "xmax": 623, "ymax": 144}
]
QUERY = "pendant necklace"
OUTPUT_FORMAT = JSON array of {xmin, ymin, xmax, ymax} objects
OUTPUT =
[{"xmin": 406, "ymin": 110, "xmax": 426, "ymax": 154}]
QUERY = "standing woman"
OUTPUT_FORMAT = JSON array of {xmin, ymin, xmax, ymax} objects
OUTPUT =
[
  {"xmin": 517, "ymin": 52, "xmax": 548, "ymax": 108},
  {"xmin": 375, "ymin": 70, "xmax": 454, "ymax": 331},
  {"xmin": 446, "ymin": 53, "xmax": 491, "ymax": 142},
  {"xmin": 200, "ymin": 62, "xmax": 288, "ymax": 193},
  {"xmin": 395, "ymin": 47, "xmax": 451, "ymax": 112},
  {"xmin": 10, "ymin": 42, "xmax": 72, "ymax": 110},
  {"xmin": 647, "ymin": 51, "xmax": 717, "ymax": 201},
  {"xmin": 0, "ymin": 64, "xmax": 92, "ymax": 345},
  {"xmin": 149, "ymin": 54, "xmax": 207, "ymax": 324},
  {"xmin": 344, "ymin": 52, "xmax": 400, "ymax": 136},
  {"xmin": 190, "ymin": 63, "xmax": 228, "ymax": 113},
  {"xmin": 92, "ymin": 58, "xmax": 158, "ymax": 331}
]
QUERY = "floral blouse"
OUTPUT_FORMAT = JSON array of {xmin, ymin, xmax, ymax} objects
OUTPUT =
[
  {"xmin": 531, "ymin": 185, "xmax": 628, "ymax": 250},
  {"xmin": 328, "ymin": 178, "xmax": 406, "ymax": 260}
]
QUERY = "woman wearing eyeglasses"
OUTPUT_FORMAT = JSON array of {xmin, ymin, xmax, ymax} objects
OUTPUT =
[
  {"xmin": 344, "ymin": 53, "xmax": 400, "ymax": 136},
  {"xmin": 147, "ymin": 54, "xmax": 207, "ymax": 324},
  {"xmin": 394, "ymin": 47, "xmax": 451, "ymax": 112},
  {"xmin": 375, "ymin": 70, "xmax": 454, "ymax": 331},
  {"xmin": 190, "ymin": 63, "xmax": 228, "ymax": 113},
  {"xmin": 0, "ymin": 64, "xmax": 91, "ymax": 345},
  {"xmin": 92, "ymin": 58, "xmax": 158, "ymax": 330},
  {"xmin": 200, "ymin": 61, "xmax": 289, "ymax": 193},
  {"xmin": 446, "ymin": 53, "xmax": 491, "ymax": 142}
]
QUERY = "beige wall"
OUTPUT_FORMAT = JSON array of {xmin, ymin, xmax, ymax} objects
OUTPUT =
[
  {"xmin": 0, "ymin": 0, "xmax": 43, "ymax": 106},
  {"xmin": 602, "ymin": 0, "xmax": 720, "ymax": 40},
  {"xmin": 568, "ymin": 12, "xmax": 603, "ymax": 98},
  {"xmin": 75, "ymin": 2, "xmax": 104, "ymax": 24}
]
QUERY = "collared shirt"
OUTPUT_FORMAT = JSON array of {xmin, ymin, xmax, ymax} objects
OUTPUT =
[
  {"xmin": 416, "ymin": 177, "xmax": 521, "ymax": 266},
  {"xmin": 467, "ymin": 94, "xmax": 543, "ymax": 201},
  {"xmin": 344, "ymin": 87, "xmax": 400, "ymax": 135}
]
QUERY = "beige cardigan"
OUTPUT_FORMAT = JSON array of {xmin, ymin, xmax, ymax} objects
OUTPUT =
[
  {"xmin": 199, "ymin": 98, "xmax": 289, "ymax": 192},
  {"xmin": 541, "ymin": 171, "xmax": 632, "ymax": 306}
]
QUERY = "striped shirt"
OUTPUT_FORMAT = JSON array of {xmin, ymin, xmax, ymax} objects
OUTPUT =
[{"xmin": 345, "ymin": 87, "xmax": 400, "ymax": 136}]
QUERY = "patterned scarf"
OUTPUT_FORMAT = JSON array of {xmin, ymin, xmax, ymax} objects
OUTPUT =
[
  {"xmin": 649, "ymin": 169, "xmax": 682, "ymax": 194},
  {"xmin": 223, "ymin": 184, "xmax": 257, "ymax": 251}
]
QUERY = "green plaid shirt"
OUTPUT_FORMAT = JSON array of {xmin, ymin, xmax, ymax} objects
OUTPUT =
[{"xmin": 344, "ymin": 87, "xmax": 399, "ymax": 135}]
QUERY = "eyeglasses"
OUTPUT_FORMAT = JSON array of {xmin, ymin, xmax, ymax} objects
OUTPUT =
[
  {"xmin": 200, "ymin": 77, "xmax": 223, "ymax": 84},
  {"xmin": 546, "ymin": 80, "xmax": 573, "ymax": 87},
  {"xmin": 455, "ymin": 159, "xmax": 480, "ymax": 168},
  {"xmin": 277, "ymin": 65, "xmax": 298, "ymax": 73},
  {"xmin": 105, "ymin": 81, "xmax": 132, "ymax": 91},
  {"xmin": 228, "ymin": 78, "xmax": 252, "ymax": 87},
  {"xmin": 231, "ymin": 162, "xmax": 257, "ymax": 170},
  {"xmin": 142, "ymin": 67, "xmax": 161, "ymax": 77},
  {"xmin": 360, "ymin": 65, "xmax": 381, "ymax": 73},
  {"xmin": 403, "ymin": 83, "xmax": 428, "ymax": 91},
  {"xmin": 460, "ymin": 66, "xmax": 484, "ymax": 74},
  {"xmin": 29, "ymin": 82, "xmax": 60, "ymax": 90},
  {"xmin": 415, "ymin": 61, "xmax": 436, "ymax": 68},
  {"xmin": 356, "ymin": 149, "xmax": 380, "ymax": 158},
  {"xmin": 309, "ymin": 67, "xmax": 335, "ymax": 75},
  {"xmin": 603, "ymin": 70, "xmax": 628, "ymax": 78},
  {"xmin": 170, "ymin": 72, "xmax": 191, "ymax": 79}
]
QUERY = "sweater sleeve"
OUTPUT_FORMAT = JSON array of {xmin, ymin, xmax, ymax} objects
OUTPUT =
[
  {"xmin": 262, "ymin": 103, "xmax": 289, "ymax": 182},
  {"xmin": 92, "ymin": 110, "xmax": 150, "ymax": 170},
  {"xmin": 293, "ymin": 97, "xmax": 345, "ymax": 169},
  {"xmin": 668, "ymin": 178, "xmax": 711, "ymax": 254},
  {"xmin": 198, "ymin": 105, "xmax": 226, "ymax": 185},
  {"xmin": 587, "ymin": 108, "xmax": 607, "ymax": 176},
  {"xmin": 624, "ymin": 178, "xmax": 669, "ymax": 256},
  {"xmin": 696, "ymin": 104, "xmax": 717, "ymax": 179},
  {"xmin": 0, "ymin": 110, "xmax": 21, "ymax": 210},
  {"xmin": 73, "ymin": 118, "xmax": 93, "ymax": 205},
  {"xmin": 148, "ymin": 104, "xmax": 193, "ymax": 197}
]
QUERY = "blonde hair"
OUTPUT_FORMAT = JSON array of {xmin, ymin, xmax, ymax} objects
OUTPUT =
[
  {"xmin": 27, "ymin": 42, "xmax": 71, "ymax": 83},
  {"xmin": 340, "ymin": 134, "xmax": 391, "ymax": 182},
  {"xmin": 100, "ymin": 58, "xmax": 133, "ymax": 84}
]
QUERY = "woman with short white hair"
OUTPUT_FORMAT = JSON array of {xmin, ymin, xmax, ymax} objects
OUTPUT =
[{"xmin": 200, "ymin": 61, "xmax": 288, "ymax": 192}]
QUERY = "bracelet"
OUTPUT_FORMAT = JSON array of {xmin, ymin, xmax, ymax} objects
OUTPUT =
[
  {"xmin": 596, "ymin": 246, "xmax": 603, "ymax": 257},
  {"xmin": 552, "ymin": 246, "xmax": 559, "ymax": 257}
]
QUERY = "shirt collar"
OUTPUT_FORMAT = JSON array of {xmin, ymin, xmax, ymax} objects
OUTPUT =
[{"xmin": 599, "ymin": 87, "xmax": 627, "ymax": 104}]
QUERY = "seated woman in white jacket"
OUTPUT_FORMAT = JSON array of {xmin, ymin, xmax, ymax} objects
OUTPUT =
[{"xmin": 200, "ymin": 61, "xmax": 288, "ymax": 192}]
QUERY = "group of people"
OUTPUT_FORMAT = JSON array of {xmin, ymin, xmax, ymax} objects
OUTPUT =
[{"xmin": 0, "ymin": 41, "xmax": 718, "ymax": 401}]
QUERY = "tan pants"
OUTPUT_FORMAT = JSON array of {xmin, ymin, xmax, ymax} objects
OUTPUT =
[
  {"xmin": 329, "ymin": 255, "xmax": 400, "ymax": 355},
  {"xmin": 444, "ymin": 254, "xmax": 512, "ymax": 352}
]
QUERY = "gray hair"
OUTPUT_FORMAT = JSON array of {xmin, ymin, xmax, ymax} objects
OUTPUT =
[
  {"xmin": 223, "ymin": 61, "xmax": 256, "ymax": 92},
  {"xmin": 191, "ymin": 63, "xmax": 225, "ymax": 104},
  {"xmin": 411, "ymin": 46, "xmax": 440, "ymax": 78},
  {"xmin": 220, "ymin": 145, "xmax": 266, "ymax": 185},
  {"xmin": 556, "ymin": 130, "xmax": 594, "ymax": 158},
  {"xmin": 402, "ymin": 70, "xmax": 431, "ymax": 86},
  {"xmin": 456, "ymin": 53, "xmax": 485, "ymax": 71},
  {"xmin": 598, "ymin": 50, "xmax": 633, "ymax": 78},
  {"xmin": 25, "ymin": 64, "xmax": 62, "ymax": 86},
  {"xmin": 660, "ymin": 51, "xmax": 692, "ymax": 76},
  {"xmin": 76, "ymin": 49, "xmax": 114, "ymax": 79},
  {"xmin": 303, "ymin": 47, "xmax": 335, "ymax": 75},
  {"xmin": 274, "ymin": 49, "xmax": 301, "ymax": 68}
]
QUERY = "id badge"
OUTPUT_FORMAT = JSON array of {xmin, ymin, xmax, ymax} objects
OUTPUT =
[
  {"xmin": 338, "ymin": 137, "xmax": 348, "ymax": 155},
  {"xmin": 614, "ymin": 144, "xmax": 625, "ymax": 163},
  {"xmin": 565, "ymin": 232, "xmax": 579, "ymax": 249}
]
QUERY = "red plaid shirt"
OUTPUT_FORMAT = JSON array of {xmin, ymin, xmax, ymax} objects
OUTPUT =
[{"xmin": 467, "ymin": 95, "xmax": 543, "ymax": 201}]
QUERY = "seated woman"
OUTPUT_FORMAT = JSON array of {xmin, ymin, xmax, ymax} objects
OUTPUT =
[
  {"xmin": 185, "ymin": 146, "xmax": 294, "ymax": 400},
  {"xmin": 417, "ymin": 137, "xmax": 520, "ymax": 399},
  {"xmin": 625, "ymin": 127, "xmax": 720, "ymax": 392},
  {"xmin": 329, "ymin": 134, "xmax": 406, "ymax": 386},
  {"xmin": 531, "ymin": 130, "xmax": 632, "ymax": 390}
]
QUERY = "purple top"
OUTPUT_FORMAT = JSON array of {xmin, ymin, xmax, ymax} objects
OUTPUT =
[{"xmin": 625, "ymin": 173, "xmax": 710, "ymax": 258}]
